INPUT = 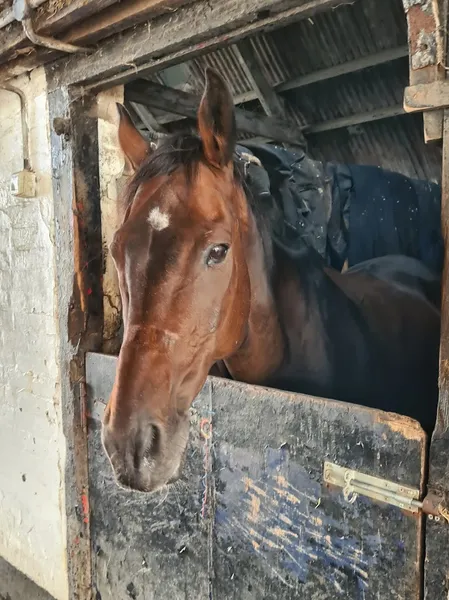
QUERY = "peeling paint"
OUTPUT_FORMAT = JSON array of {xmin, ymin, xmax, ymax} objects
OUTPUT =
[
  {"xmin": 375, "ymin": 413, "xmax": 425, "ymax": 441},
  {"xmin": 403, "ymin": 0, "xmax": 433, "ymax": 11},
  {"xmin": 411, "ymin": 30, "xmax": 438, "ymax": 70}
]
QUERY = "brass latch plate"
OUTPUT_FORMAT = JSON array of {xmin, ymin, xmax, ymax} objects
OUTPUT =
[{"xmin": 323, "ymin": 461, "xmax": 421, "ymax": 513}]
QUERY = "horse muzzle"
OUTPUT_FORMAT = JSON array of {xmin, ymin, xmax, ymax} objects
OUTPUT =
[{"xmin": 101, "ymin": 410, "xmax": 189, "ymax": 493}]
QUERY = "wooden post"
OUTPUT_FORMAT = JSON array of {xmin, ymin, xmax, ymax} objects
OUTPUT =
[
  {"xmin": 424, "ymin": 110, "xmax": 449, "ymax": 600},
  {"xmin": 402, "ymin": 0, "xmax": 446, "ymax": 142},
  {"xmin": 48, "ymin": 87, "xmax": 104, "ymax": 600},
  {"xmin": 97, "ymin": 87, "xmax": 127, "ymax": 355}
]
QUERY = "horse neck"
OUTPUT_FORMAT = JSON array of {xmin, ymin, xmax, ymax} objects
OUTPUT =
[
  {"xmin": 224, "ymin": 221, "xmax": 375, "ymax": 398},
  {"xmin": 224, "ymin": 241, "xmax": 337, "ymax": 389},
  {"xmin": 275, "ymin": 250, "xmax": 374, "ymax": 398},
  {"xmin": 273, "ymin": 249, "xmax": 334, "ymax": 373}
]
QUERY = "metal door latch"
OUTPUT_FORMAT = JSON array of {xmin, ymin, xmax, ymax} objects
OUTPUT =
[{"xmin": 323, "ymin": 461, "xmax": 449, "ymax": 523}]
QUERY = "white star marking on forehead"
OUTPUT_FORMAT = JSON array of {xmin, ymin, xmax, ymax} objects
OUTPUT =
[{"xmin": 148, "ymin": 206, "xmax": 170, "ymax": 231}]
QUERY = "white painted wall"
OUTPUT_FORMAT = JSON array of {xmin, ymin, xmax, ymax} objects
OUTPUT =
[{"xmin": 0, "ymin": 69, "xmax": 68, "ymax": 600}]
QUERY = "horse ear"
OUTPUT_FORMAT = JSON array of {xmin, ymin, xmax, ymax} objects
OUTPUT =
[
  {"xmin": 198, "ymin": 68, "xmax": 236, "ymax": 168},
  {"xmin": 116, "ymin": 103, "xmax": 152, "ymax": 171}
]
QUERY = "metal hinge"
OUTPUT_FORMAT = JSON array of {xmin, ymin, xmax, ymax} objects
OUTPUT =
[{"xmin": 323, "ymin": 461, "xmax": 449, "ymax": 523}]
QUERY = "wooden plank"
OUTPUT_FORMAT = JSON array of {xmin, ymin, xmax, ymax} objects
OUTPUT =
[
  {"xmin": 48, "ymin": 89, "xmax": 104, "ymax": 600},
  {"xmin": 0, "ymin": 0, "xmax": 119, "ymax": 61},
  {"xmin": 234, "ymin": 38, "xmax": 286, "ymax": 119},
  {"xmin": 97, "ymin": 87, "xmax": 126, "ymax": 356},
  {"xmin": 404, "ymin": 81, "xmax": 449, "ymax": 113},
  {"xmin": 424, "ymin": 109, "xmax": 449, "ymax": 600},
  {"xmin": 278, "ymin": 45, "xmax": 409, "ymax": 92},
  {"xmin": 37, "ymin": 0, "xmax": 119, "ymax": 34},
  {"xmin": 304, "ymin": 105, "xmax": 405, "ymax": 135},
  {"xmin": 47, "ymin": 0, "xmax": 349, "ymax": 90},
  {"xmin": 86, "ymin": 351, "xmax": 426, "ymax": 599},
  {"xmin": 129, "ymin": 102, "xmax": 168, "ymax": 134},
  {"xmin": 0, "ymin": 50, "xmax": 53, "ymax": 82},
  {"xmin": 57, "ymin": 0, "xmax": 195, "ymax": 46},
  {"xmin": 228, "ymin": 45, "xmax": 409, "ymax": 105},
  {"xmin": 0, "ymin": 0, "xmax": 194, "ymax": 78},
  {"xmin": 152, "ymin": 110, "xmax": 186, "ymax": 125},
  {"xmin": 126, "ymin": 79, "xmax": 306, "ymax": 146}
]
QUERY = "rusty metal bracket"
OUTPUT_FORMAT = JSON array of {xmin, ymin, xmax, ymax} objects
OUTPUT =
[
  {"xmin": 13, "ymin": 0, "xmax": 90, "ymax": 54},
  {"xmin": 324, "ymin": 461, "xmax": 421, "ymax": 512},
  {"xmin": 422, "ymin": 491, "xmax": 449, "ymax": 523}
]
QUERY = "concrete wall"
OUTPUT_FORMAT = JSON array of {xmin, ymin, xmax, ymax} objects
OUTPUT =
[{"xmin": 0, "ymin": 69, "xmax": 68, "ymax": 600}]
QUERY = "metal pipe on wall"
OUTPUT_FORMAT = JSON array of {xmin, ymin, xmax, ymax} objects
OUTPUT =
[
  {"xmin": 0, "ymin": 84, "xmax": 30, "ymax": 170},
  {"xmin": 11, "ymin": 0, "xmax": 89, "ymax": 53},
  {"xmin": 0, "ymin": 0, "xmax": 45, "ymax": 29}
]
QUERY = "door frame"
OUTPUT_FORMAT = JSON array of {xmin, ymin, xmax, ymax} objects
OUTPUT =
[{"xmin": 45, "ymin": 2, "xmax": 449, "ymax": 597}]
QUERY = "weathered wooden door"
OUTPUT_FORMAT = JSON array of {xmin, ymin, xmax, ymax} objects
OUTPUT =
[{"xmin": 86, "ymin": 352, "xmax": 426, "ymax": 600}]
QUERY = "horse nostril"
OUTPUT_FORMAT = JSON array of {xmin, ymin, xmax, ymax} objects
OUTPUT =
[
  {"xmin": 132, "ymin": 422, "xmax": 160, "ymax": 471},
  {"xmin": 144, "ymin": 424, "xmax": 161, "ymax": 460},
  {"xmin": 133, "ymin": 424, "xmax": 161, "ymax": 470}
]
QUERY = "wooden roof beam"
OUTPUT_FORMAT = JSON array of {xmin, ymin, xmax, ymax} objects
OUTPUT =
[
  {"xmin": 125, "ymin": 79, "xmax": 307, "ymax": 147},
  {"xmin": 244, "ymin": 105, "xmax": 406, "ymax": 143},
  {"xmin": 0, "ymin": 0, "xmax": 194, "ymax": 80},
  {"xmin": 47, "ymin": 0, "xmax": 347, "ymax": 91},
  {"xmin": 231, "ymin": 45, "xmax": 409, "ymax": 105},
  {"xmin": 0, "ymin": 0, "xmax": 119, "ymax": 62},
  {"xmin": 128, "ymin": 102, "xmax": 168, "ymax": 135},
  {"xmin": 150, "ymin": 45, "xmax": 408, "ymax": 129},
  {"xmin": 233, "ymin": 38, "xmax": 287, "ymax": 119},
  {"xmin": 304, "ymin": 105, "xmax": 405, "ymax": 135}
]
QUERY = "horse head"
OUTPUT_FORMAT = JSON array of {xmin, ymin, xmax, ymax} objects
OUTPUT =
[{"xmin": 102, "ymin": 68, "xmax": 284, "ymax": 492}]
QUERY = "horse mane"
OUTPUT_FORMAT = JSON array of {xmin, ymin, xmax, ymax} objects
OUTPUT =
[{"xmin": 122, "ymin": 132, "xmax": 276, "ymax": 271}]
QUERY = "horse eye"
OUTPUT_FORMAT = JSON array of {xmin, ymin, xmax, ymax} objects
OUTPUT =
[{"xmin": 206, "ymin": 244, "xmax": 229, "ymax": 266}]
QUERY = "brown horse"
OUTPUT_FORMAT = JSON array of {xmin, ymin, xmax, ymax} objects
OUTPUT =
[{"xmin": 102, "ymin": 68, "xmax": 440, "ymax": 493}]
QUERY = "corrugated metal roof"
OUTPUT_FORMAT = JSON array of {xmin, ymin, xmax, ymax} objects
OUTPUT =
[
  {"xmin": 186, "ymin": 0, "xmax": 408, "ymax": 92},
  {"xmin": 189, "ymin": 48, "xmax": 251, "ymax": 97},
  {"xmin": 308, "ymin": 113, "xmax": 442, "ymax": 182},
  {"xmin": 128, "ymin": 0, "xmax": 441, "ymax": 183},
  {"xmin": 259, "ymin": 0, "xmax": 408, "ymax": 81},
  {"xmin": 284, "ymin": 60, "xmax": 408, "ymax": 125}
]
